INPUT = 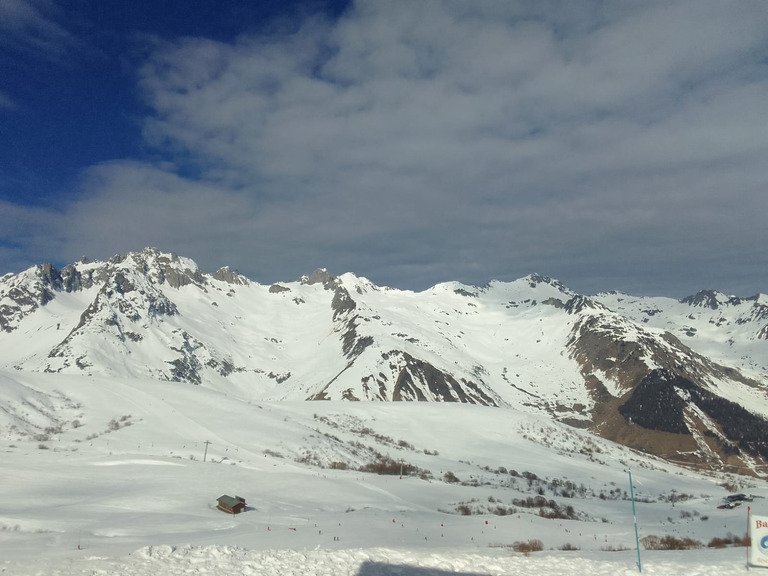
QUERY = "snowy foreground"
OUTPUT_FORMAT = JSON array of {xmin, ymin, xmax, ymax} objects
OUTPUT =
[
  {"xmin": 0, "ymin": 371, "xmax": 761, "ymax": 574},
  {"xmin": 0, "ymin": 545, "xmax": 751, "ymax": 576}
]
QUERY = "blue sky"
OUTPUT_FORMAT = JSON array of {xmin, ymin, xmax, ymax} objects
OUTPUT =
[{"xmin": 1, "ymin": 0, "xmax": 767, "ymax": 297}]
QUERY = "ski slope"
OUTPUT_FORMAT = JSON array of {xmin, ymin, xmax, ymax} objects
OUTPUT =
[{"xmin": 0, "ymin": 370, "xmax": 761, "ymax": 574}]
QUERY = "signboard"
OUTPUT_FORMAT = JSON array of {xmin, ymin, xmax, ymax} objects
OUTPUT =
[{"xmin": 750, "ymin": 514, "xmax": 768, "ymax": 568}]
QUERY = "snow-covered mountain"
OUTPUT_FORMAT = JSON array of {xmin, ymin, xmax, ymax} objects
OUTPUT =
[{"xmin": 1, "ymin": 247, "xmax": 767, "ymax": 472}]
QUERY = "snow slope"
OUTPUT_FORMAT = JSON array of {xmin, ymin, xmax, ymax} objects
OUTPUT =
[
  {"xmin": 0, "ymin": 370, "xmax": 761, "ymax": 574},
  {"xmin": 2, "ymin": 545, "xmax": 749, "ymax": 575}
]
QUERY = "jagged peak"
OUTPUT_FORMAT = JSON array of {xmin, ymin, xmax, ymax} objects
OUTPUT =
[
  {"xmin": 564, "ymin": 294, "xmax": 606, "ymax": 315},
  {"xmin": 13, "ymin": 248, "xmax": 207, "ymax": 292},
  {"xmin": 105, "ymin": 248, "xmax": 203, "ymax": 289},
  {"xmin": 211, "ymin": 266, "xmax": 249, "ymax": 286},
  {"xmin": 123, "ymin": 247, "xmax": 198, "ymax": 270},
  {"xmin": 593, "ymin": 289, "xmax": 632, "ymax": 298},
  {"xmin": 680, "ymin": 289, "xmax": 748, "ymax": 309},
  {"xmin": 337, "ymin": 272, "xmax": 380, "ymax": 294},
  {"xmin": 680, "ymin": 289, "xmax": 722, "ymax": 309},
  {"xmin": 523, "ymin": 273, "xmax": 571, "ymax": 293},
  {"xmin": 0, "ymin": 264, "xmax": 61, "ymax": 302},
  {"xmin": 300, "ymin": 268, "xmax": 336, "ymax": 288}
]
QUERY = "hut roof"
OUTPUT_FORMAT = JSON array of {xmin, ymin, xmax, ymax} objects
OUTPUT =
[{"xmin": 217, "ymin": 495, "xmax": 242, "ymax": 508}]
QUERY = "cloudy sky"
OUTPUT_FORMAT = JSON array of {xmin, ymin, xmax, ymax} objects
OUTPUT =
[{"xmin": 1, "ymin": 0, "xmax": 766, "ymax": 297}]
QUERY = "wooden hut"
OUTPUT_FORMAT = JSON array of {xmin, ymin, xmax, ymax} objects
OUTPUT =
[{"xmin": 216, "ymin": 494, "xmax": 246, "ymax": 514}]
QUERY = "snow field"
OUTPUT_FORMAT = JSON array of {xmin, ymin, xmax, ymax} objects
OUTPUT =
[
  {"xmin": 1, "ymin": 370, "xmax": 762, "ymax": 574},
  {"xmin": 0, "ymin": 545, "xmax": 750, "ymax": 575}
]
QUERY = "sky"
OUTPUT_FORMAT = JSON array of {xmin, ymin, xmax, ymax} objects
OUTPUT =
[{"xmin": 1, "ymin": 0, "xmax": 767, "ymax": 297}]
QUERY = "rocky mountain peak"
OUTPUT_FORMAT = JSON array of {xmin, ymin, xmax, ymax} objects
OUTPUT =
[
  {"xmin": 525, "ymin": 273, "xmax": 570, "ymax": 294},
  {"xmin": 680, "ymin": 289, "xmax": 743, "ymax": 309},
  {"xmin": 120, "ymin": 248, "xmax": 205, "ymax": 288},
  {"xmin": 564, "ymin": 295, "xmax": 604, "ymax": 315},
  {"xmin": 211, "ymin": 266, "xmax": 249, "ymax": 285},
  {"xmin": 301, "ymin": 268, "xmax": 336, "ymax": 288}
]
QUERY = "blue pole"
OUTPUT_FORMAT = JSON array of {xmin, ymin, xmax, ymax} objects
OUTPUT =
[{"xmin": 629, "ymin": 470, "xmax": 642, "ymax": 572}]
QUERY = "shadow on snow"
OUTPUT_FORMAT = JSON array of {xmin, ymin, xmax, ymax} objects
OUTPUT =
[{"xmin": 356, "ymin": 560, "xmax": 487, "ymax": 576}]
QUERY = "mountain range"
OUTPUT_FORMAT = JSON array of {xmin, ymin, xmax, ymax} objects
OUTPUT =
[{"xmin": 2, "ymin": 247, "xmax": 767, "ymax": 474}]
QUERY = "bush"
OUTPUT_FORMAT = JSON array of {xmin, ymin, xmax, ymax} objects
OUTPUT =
[
  {"xmin": 707, "ymin": 532, "xmax": 750, "ymax": 548},
  {"xmin": 601, "ymin": 544, "xmax": 630, "ymax": 552},
  {"xmin": 641, "ymin": 535, "xmax": 703, "ymax": 550},
  {"xmin": 360, "ymin": 456, "xmax": 409, "ymax": 475},
  {"xmin": 740, "ymin": 535, "xmax": 751, "ymax": 547},
  {"xmin": 443, "ymin": 471, "xmax": 460, "ymax": 483},
  {"xmin": 513, "ymin": 539, "xmax": 544, "ymax": 556},
  {"xmin": 708, "ymin": 533, "xmax": 749, "ymax": 548},
  {"xmin": 708, "ymin": 537, "xmax": 729, "ymax": 549}
]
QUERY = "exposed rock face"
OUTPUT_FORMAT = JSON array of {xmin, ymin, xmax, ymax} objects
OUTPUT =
[
  {"xmin": 680, "ymin": 289, "xmax": 755, "ymax": 309},
  {"xmin": 0, "ymin": 264, "xmax": 67, "ymax": 332},
  {"xmin": 682, "ymin": 290, "xmax": 728, "ymax": 309},
  {"xmin": 567, "ymin": 313, "xmax": 651, "ymax": 397},
  {"xmin": 212, "ymin": 267, "xmax": 248, "ymax": 285},
  {"xmin": 167, "ymin": 330, "xmax": 204, "ymax": 385},
  {"xmin": 617, "ymin": 368, "xmax": 768, "ymax": 462},
  {"xmin": 564, "ymin": 295, "xmax": 604, "ymax": 315},
  {"xmin": 526, "ymin": 273, "xmax": 568, "ymax": 293},
  {"xmin": 390, "ymin": 351, "xmax": 498, "ymax": 406},
  {"xmin": 301, "ymin": 268, "xmax": 334, "ymax": 287},
  {"xmin": 331, "ymin": 286, "xmax": 357, "ymax": 320},
  {"xmin": 618, "ymin": 370, "xmax": 690, "ymax": 434},
  {"xmin": 565, "ymin": 294, "xmax": 768, "ymax": 470},
  {"xmin": 134, "ymin": 249, "xmax": 206, "ymax": 288}
]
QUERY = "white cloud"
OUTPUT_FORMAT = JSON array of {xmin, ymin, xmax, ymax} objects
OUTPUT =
[
  {"xmin": 0, "ymin": 0, "xmax": 75, "ymax": 58},
  {"xmin": 7, "ymin": 0, "xmax": 768, "ymax": 295}
]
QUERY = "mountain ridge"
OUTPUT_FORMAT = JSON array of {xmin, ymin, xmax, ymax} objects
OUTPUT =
[{"xmin": 1, "ymin": 247, "xmax": 767, "ymax": 474}]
